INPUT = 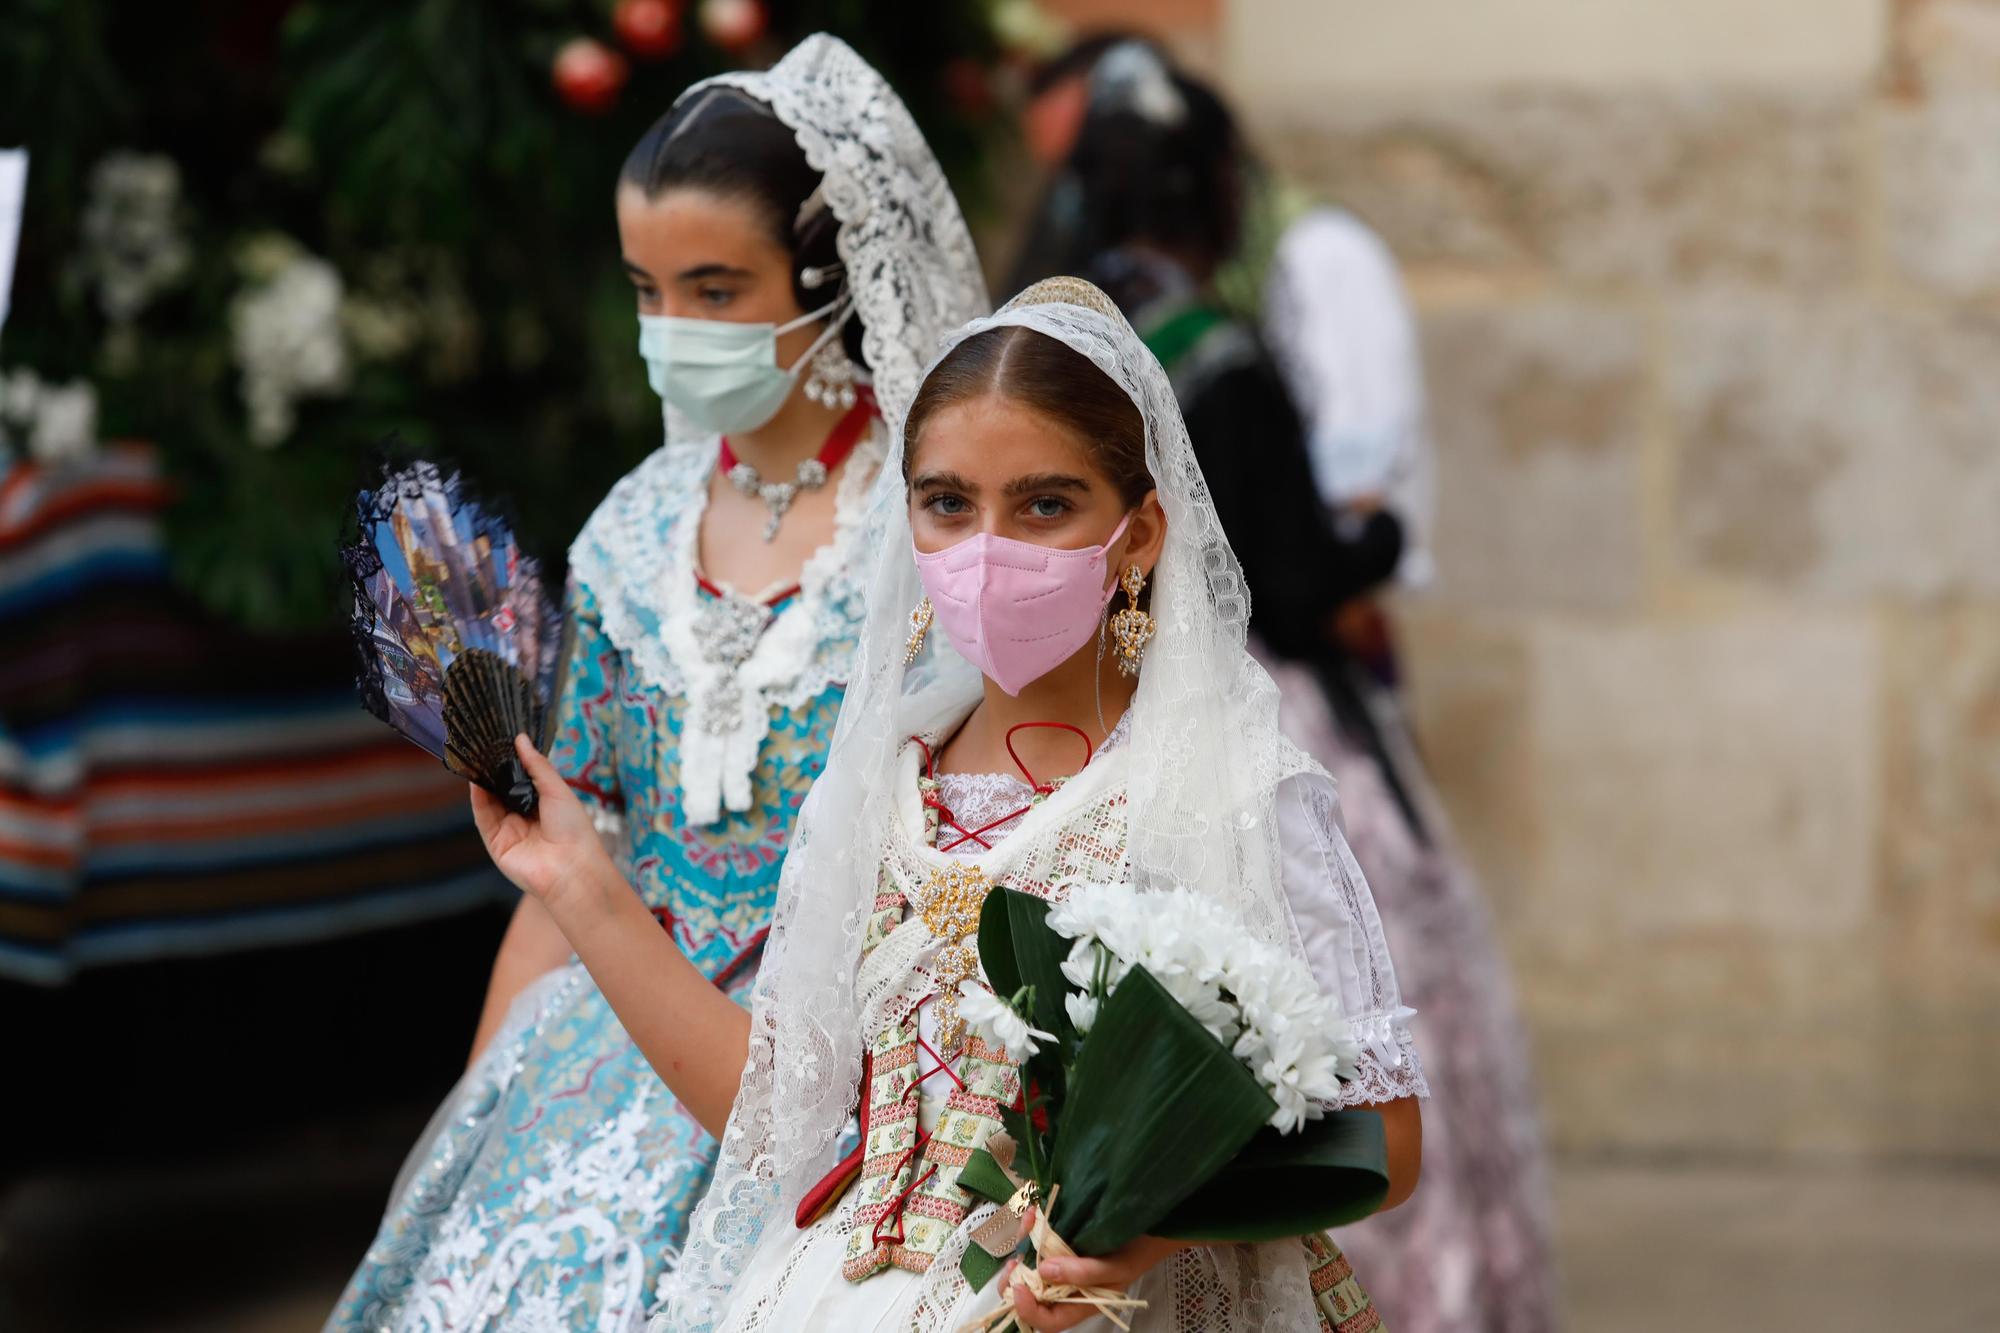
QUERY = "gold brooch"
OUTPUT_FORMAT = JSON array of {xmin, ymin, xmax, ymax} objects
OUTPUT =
[
  {"xmin": 918, "ymin": 862, "xmax": 995, "ymax": 1058},
  {"xmin": 920, "ymin": 861, "xmax": 991, "ymax": 941}
]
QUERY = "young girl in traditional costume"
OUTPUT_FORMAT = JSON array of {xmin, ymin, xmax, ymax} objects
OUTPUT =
[
  {"xmin": 469, "ymin": 277, "xmax": 1424, "ymax": 1332},
  {"xmin": 329, "ymin": 35, "xmax": 985, "ymax": 1331}
]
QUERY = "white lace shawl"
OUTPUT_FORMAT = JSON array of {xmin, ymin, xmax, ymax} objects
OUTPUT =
[
  {"xmin": 566, "ymin": 424, "xmax": 883, "ymax": 827},
  {"xmin": 662, "ymin": 282, "xmax": 1410, "ymax": 1331}
]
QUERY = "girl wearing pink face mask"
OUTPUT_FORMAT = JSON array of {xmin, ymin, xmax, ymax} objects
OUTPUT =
[{"xmin": 465, "ymin": 279, "xmax": 1426, "ymax": 1333}]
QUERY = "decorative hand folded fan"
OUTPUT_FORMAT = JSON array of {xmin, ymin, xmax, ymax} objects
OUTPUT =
[{"xmin": 342, "ymin": 461, "xmax": 567, "ymax": 815}]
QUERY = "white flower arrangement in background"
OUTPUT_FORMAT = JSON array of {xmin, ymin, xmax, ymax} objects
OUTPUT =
[
  {"xmin": 1042, "ymin": 880, "xmax": 1363, "ymax": 1134},
  {"xmin": 80, "ymin": 152, "xmax": 191, "ymax": 324},
  {"xmin": 229, "ymin": 233, "xmax": 350, "ymax": 447},
  {"xmin": 0, "ymin": 367, "xmax": 99, "ymax": 465}
]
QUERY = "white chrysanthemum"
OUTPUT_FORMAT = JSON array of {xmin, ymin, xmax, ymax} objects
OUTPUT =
[
  {"xmin": 1063, "ymin": 989, "xmax": 1099, "ymax": 1035},
  {"xmin": 1048, "ymin": 878, "xmax": 1362, "ymax": 1132},
  {"xmin": 80, "ymin": 152, "xmax": 191, "ymax": 323},
  {"xmin": 957, "ymin": 981, "xmax": 1054, "ymax": 1063},
  {"xmin": 1059, "ymin": 937, "xmax": 1096, "ymax": 991},
  {"xmin": 0, "ymin": 368, "xmax": 99, "ymax": 463},
  {"xmin": 29, "ymin": 380, "xmax": 98, "ymax": 464},
  {"xmin": 229, "ymin": 237, "xmax": 350, "ymax": 446}
]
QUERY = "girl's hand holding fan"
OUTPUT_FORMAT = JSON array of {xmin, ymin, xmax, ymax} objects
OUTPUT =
[{"xmin": 468, "ymin": 735, "xmax": 618, "ymax": 912}]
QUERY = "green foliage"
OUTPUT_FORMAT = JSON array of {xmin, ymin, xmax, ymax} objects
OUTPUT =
[
  {"xmin": 0, "ymin": 0, "xmax": 1000, "ymax": 630},
  {"xmin": 1042, "ymin": 965, "xmax": 1278, "ymax": 1256},
  {"xmin": 1154, "ymin": 1109, "xmax": 1387, "ymax": 1242}
]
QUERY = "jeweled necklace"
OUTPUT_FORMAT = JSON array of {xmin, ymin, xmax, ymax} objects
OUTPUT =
[{"xmin": 718, "ymin": 395, "xmax": 873, "ymax": 541}]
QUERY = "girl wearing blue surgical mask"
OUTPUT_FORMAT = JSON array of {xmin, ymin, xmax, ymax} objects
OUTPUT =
[{"xmin": 329, "ymin": 36, "xmax": 986, "ymax": 1333}]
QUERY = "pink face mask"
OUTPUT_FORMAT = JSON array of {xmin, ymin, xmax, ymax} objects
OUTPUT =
[{"xmin": 913, "ymin": 514, "xmax": 1132, "ymax": 696}]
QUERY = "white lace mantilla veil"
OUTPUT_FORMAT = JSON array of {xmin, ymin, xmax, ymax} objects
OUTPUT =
[
  {"xmin": 660, "ymin": 34, "xmax": 989, "ymax": 441},
  {"xmin": 661, "ymin": 279, "xmax": 1339, "ymax": 1332}
]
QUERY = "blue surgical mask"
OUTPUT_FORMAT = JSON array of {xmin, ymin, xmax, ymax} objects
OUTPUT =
[{"xmin": 638, "ymin": 296, "xmax": 849, "ymax": 437}]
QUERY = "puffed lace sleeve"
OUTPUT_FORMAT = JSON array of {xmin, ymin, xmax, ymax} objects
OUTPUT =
[
  {"xmin": 547, "ymin": 576, "xmax": 627, "ymax": 845},
  {"xmin": 1276, "ymin": 769, "xmax": 1428, "ymax": 1104}
]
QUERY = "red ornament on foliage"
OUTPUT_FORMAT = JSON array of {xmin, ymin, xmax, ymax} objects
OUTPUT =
[
  {"xmin": 943, "ymin": 57, "xmax": 995, "ymax": 120},
  {"xmin": 614, "ymin": 0, "xmax": 683, "ymax": 61},
  {"xmin": 552, "ymin": 37, "xmax": 629, "ymax": 114},
  {"xmin": 699, "ymin": 0, "xmax": 766, "ymax": 54}
]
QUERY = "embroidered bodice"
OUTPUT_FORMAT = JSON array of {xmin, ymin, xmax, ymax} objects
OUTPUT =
[
  {"xmin": 566, "ymin": 424, "xmax": 882, "ymax": 822},
  {"xmin": 549, "ymin": 423, "xmax": 883, "ymax": 980}
]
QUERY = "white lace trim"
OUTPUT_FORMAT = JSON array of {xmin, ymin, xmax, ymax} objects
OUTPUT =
[
  {"xmin": 368, "ymin": 967, "xmax": 673, "ymax": 1333},
  {"xmin": 932, "ymin": 772, "xmax": 1034, "ymax": 841},
  {"xmin": 571, "ymin": 423, "xmax": 884, "ymax": 826},
  {"xmin": 928, "ymin": 712, "xmax": 1134, "ymax": 845}
]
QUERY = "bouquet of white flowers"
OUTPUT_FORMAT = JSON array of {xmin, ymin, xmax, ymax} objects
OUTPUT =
[{"xmin": 955, "ymin": 883, "xmax": 1391, "ymax": 1330}]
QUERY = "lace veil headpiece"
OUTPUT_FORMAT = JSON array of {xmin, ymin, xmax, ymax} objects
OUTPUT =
[{"xmin": 667, "ymin": 33, "xmax": 988, "ymax": 435}]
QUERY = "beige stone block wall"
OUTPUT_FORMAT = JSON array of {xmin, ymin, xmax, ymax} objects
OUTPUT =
[
  {"xmin": 1225, "ymin": 0, "xmax": 2000, "ymax": 1161},
  {"xmin": 1225, "ymin": 0, "xmax": 1887, "ymax": 92}
]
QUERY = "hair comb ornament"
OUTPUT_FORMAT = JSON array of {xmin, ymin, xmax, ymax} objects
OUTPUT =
[
  {"xmin": 342, "ymin": 459, "xmax": 567, "ymax": 816},
  {"xmin": 1009, "ymin": 275, "xmax": 1123, "ymax": 320}
]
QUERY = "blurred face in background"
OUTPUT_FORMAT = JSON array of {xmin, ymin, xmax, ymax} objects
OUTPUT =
[{"xmin": 1023, "ymin": 73, "xmax": 1091, "ymax": 168}]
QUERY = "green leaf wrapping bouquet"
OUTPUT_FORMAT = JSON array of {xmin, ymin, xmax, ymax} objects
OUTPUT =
[{"xmin": 955, "ymin": 885, "xmax": 1392, "ymax": 1330}]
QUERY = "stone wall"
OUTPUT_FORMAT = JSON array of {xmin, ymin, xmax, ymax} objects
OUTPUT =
[{"xmin": 1219, "ymin": 1, "xmax": 2000, "ymax": 1161}]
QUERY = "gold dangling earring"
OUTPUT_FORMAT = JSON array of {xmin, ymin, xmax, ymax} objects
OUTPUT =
[
  {"xmin": 1108, "ymin": 564, "xmax": 1155, "ymax": 677},
  {"xmin": 904, "ymin": 597, "xmax": 934, "ymax": 663}
]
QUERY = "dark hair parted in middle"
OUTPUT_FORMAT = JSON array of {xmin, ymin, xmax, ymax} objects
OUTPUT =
[
  {"xmin": 620, "ymin": 87, "xmax": 868, "ymax": 368},
  {"xmin": 903, "ymin": 325, "xmax": 1151, "ymax": 507}
]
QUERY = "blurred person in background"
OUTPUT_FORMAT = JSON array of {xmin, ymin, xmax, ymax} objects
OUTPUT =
[
  {"xmin": 1016, "ymin": 38, "xmax": 1559, "ymax": 1333},
  {"xmin": 328, "ymin": 34, "xmax": 986, "ymax": 1331},
  {"xmin": 1003, "ymin": 29, "xmax": 1138, "ymax": 294}
]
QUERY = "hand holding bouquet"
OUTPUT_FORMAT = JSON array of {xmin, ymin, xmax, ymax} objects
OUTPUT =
[{"xmin": 955, "ymin": 882, "xmax": 1392, "ymax": 1330}]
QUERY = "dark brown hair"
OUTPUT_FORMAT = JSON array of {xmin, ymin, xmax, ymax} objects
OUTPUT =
[{"xmin": 902, "ymin": 325, "xmax": 1150, "ymax": 505}]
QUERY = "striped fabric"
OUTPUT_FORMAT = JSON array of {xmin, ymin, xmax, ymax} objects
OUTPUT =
[{"xmin": 0, "ymin": 445, "xmax": 508, "ymax": 985}]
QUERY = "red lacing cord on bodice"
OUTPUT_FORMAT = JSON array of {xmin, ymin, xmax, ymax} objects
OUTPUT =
[
  {"xmin": 914, "ymin": 721, "xmax": 1094, "ymax": 854},
  {"xmin": 868, "ymin": 995, "xmax": 970, "ymax": 1248},
  {"xmin": 869, "ymin": 723, "xmax": 1094, "ymax": 1246}
]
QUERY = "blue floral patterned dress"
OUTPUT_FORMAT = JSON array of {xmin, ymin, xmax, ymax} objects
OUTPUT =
[{"xmin": 329, "ymin": 426, "xmax": 883, "ymax": 1333}]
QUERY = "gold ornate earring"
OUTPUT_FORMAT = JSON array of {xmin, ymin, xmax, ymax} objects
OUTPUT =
[
  {"xmin": 1108, "ymin": 565, "xmax": 1155, "ymax": 677},
  {"xmin": 904, "ymin": 597, "xmax": 934, "ymax": 663}
]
